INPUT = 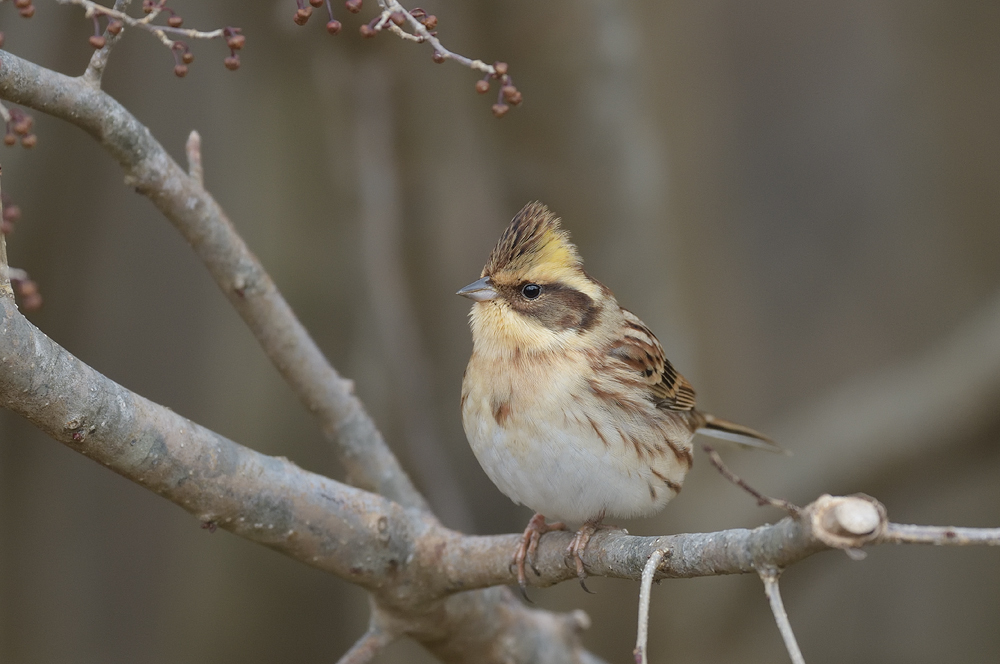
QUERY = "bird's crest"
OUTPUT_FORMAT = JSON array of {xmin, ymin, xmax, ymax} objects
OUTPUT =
[{"xmin": 484, "ymin": 202, "xmax": 581, "ymax": 277}]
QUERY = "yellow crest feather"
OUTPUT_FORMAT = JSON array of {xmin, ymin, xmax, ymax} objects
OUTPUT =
[{"xmin": 483, "ymin": 202, "xmax": 581, "ymax": 277}]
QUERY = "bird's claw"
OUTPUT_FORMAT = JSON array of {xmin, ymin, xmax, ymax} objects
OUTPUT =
[
  {"xmin": 566, "ymin": 516, "xmax": 617, "ymax": 594},
  {"xmin": 512, "ymin": 514, "xmax": 566, "ymax": 601}
]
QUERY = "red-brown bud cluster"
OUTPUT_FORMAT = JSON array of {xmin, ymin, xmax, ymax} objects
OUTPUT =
[
  {"xmin": 294, "ymin": 0, "xmax": 349, "ymax": 37},
  {"xmin": 407, "ymin": 7, "xmax": 436, "ymax": 30},
  {"xmin": 222, "ymin": 27, "xmax": 244, "ymax": 70},
  {"xmin": 4, "ymin": 107, "xmax": 37, "ymax": 149},
  {"xmin": 11, "ymin": 273, "xmax": 42, "ymax": 311},
  {"xmin": 89, "ymin": 13, "xmax": 107, "ymax": 49},
  {"xmin": 171, "ymin": 42, "xmax": 193, "ymax": 77},
  {"xmin": 474, "ymin": 63, "xmax": 522, "ymax": 117},
  {"xmin": 226, "ymin": 31, "xmax": 245, "ymax": 50},
  {"xmin": 14, "ymin": 0, "xmax": 35, "ymax": 19}
]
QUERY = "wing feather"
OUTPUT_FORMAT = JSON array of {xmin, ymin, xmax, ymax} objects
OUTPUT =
[{"xmin": 608, "ymin": 309, "xmax": 697, "ymax": 411}]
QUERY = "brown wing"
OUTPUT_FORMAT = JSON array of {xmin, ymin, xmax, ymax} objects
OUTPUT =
[{"xmin": 608, "ymin": 309, "xmax": 697, "ymax": 411}]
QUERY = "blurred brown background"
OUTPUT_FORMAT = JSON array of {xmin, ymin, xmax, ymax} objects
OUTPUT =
[{"xmin": 2, "ymin": 1, "xmax": 999, "ymax": 662}]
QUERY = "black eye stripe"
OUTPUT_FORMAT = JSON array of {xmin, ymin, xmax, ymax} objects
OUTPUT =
[{"xmin": 504, "ymin": 281, "xmax": 601, "ymax": 332}]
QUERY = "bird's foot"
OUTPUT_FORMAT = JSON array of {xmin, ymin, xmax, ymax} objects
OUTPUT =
[
  {"xmin": 512, "ymin": 513, "xmax": 565, "ymax": 601},
  {"xmin": 566, "ymin": 517, "xmax": 619, "ymax": 593}
]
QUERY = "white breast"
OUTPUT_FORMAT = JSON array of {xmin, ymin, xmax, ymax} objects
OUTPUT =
[{"xmin": 461, "ymin": 351, "xmax": 692, "ymax": 524}]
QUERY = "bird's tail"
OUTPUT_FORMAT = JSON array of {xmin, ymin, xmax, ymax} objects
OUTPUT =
[{"xmin": 696, "ymin": 414, "xmax": 785, "ymax": 454}]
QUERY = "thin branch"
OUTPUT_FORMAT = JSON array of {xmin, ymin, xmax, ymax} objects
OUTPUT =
[
  {"xmin": 703, "ymin": 443, "xmax": 800, "ymax": 516},
  {"xmin": 759, "ymin": 569, "xmax": 805, "ymax": 664},
  {"xmin": 336, "ymin": 626, "xmax": 394, "ymax": 664},
  {"xmin": 0, "ymin": 48, "xmax": 429, "ymax": 513},
  {"xmin": 881, "ymin": 523, "xmax": 1000, "ymax": 546},
  {"xmin": 633, "ymin": 548, "xmax": 667, "ymax": 664}
]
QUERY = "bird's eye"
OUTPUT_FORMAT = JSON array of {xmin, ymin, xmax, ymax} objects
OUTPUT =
[{"xmin": 521, "ymin": 283, "xmax": 542, "ymax": 299}]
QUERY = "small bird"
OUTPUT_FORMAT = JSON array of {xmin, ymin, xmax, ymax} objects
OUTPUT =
[{"xmin": 458, "ymin": 202, "xmax": 779, "ymax": 593}]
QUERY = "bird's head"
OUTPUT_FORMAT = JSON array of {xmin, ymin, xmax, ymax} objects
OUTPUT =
[{"xmin": 458, "ymin": 202, "xmax": 614, "ymax": 355}]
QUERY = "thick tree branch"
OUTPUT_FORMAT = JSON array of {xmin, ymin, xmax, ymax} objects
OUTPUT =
[
  {"xmin": 0, "ymin": 48, "xmax": 428, "ymax": 512},
  {"xmin": 0, "ymin": 290, "xmax": 600, "ymax": 662},
  {"xmin": 2, "ymin": 275, "xmax": 999, "ymax": 660}
]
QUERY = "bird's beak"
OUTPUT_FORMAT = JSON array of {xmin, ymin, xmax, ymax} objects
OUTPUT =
[{"xmin": 456, "ymin": 276, "xmax": 498, "ymax": 302}]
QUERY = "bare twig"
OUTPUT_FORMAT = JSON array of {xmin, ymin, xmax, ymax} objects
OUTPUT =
[
  {"xmin": 881, "ymin": 523, "xmax": 1000, "ymax": 546},
  {"xmin": 703, "ymin": 443, "xmax": 801, "ymax": 515},
  {"xmin": 185, "ymin": 129, "xmax": 203, "ymax": 186},
  {"xmin": 335, "ymin": 625, "xmax": 394, "ymax": 664},
  {"xmin": 760, "ymin": 569, "xmax": 805, "ymax": 664},
  {"xmin": 633, "ymin": 548, "xmax": 667, "ymax": 664}
]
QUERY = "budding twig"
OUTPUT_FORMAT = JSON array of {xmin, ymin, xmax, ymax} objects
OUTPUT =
[
  {"xmin": 82, "ymin": 0, "xmax": 133, "ymax": 86},
  {"xmin": 54, "ymin": 0, "xmax": 242, "ymax": 76},
  {"xmin": 297, "ymin": 0, "xmax": 521, "ymax": 116},
  {"xmin": 57, "ymin": 0, "xmax": 225, "ymax": 45}
]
